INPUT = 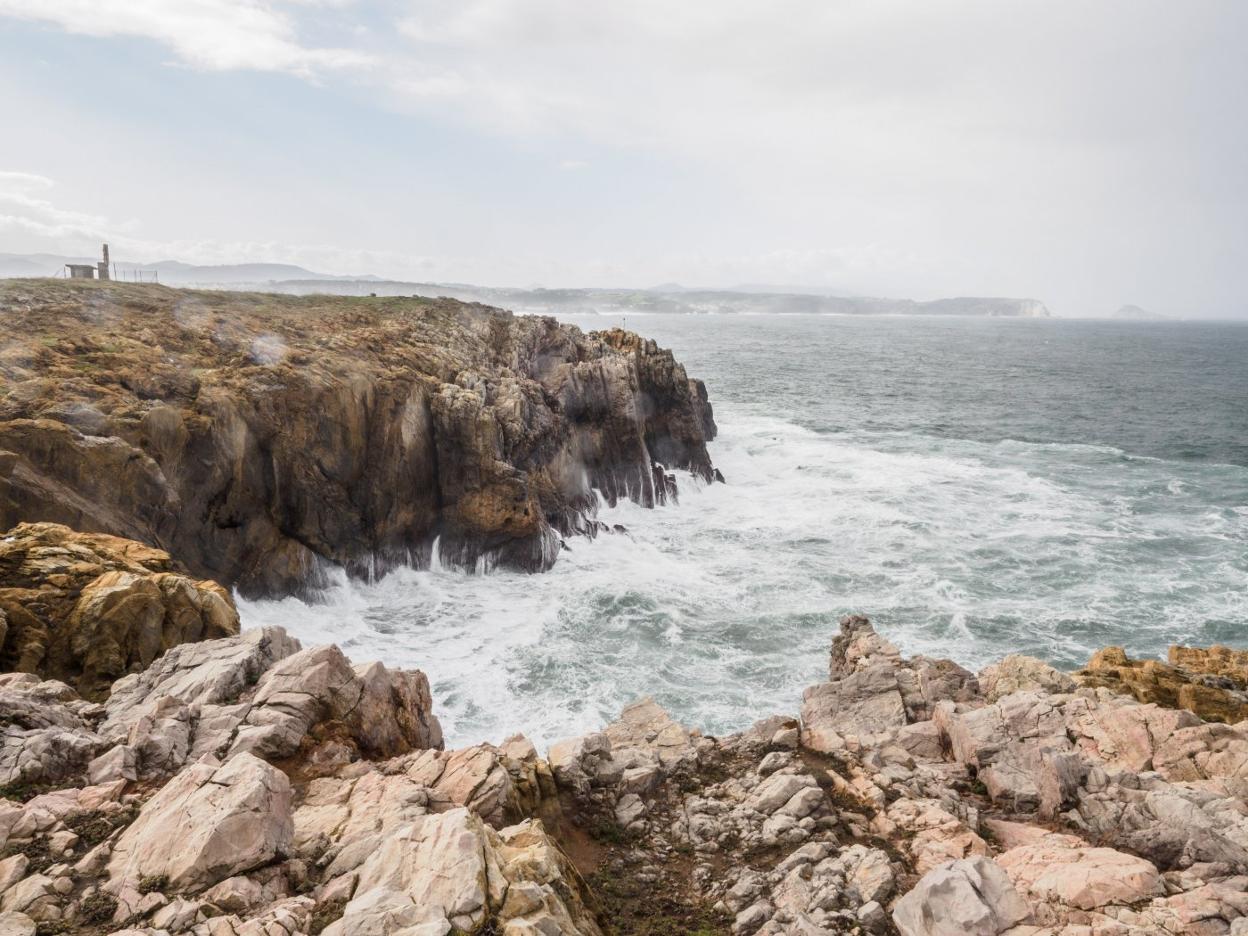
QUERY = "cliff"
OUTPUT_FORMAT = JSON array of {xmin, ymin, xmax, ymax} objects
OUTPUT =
[
  {"xmin": 1, "ymin": 526, "xmax": 1247, "ymax": 935},
  {"xmin": 0, "ymin": 280, "xmax": 717, "ymax": 597}
]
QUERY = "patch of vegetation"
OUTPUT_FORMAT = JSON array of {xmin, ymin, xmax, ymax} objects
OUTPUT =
[
  {"xmin": 138, "ymin": 873, "xmax": 169, "ymax": 894},
  {"xmin": 590, "ymin": 874, "xmax": 729, "ymax": 936},
  {"xmin": 64, "ymin": 805, "xmax": 138, "ymax": 846},
  {"xmin": 0, "ymin": 781, "xmax": 62, "ymax": 803},
  {"xmin": 308, "ymin": 897, "xmax": 347, "ymax": 935},
  {"xmin": 2, "ymin": 835, "xmax": 55, "ymax": 873},
  {"xmin": 35, "ymin": 922, "xmax": 72, "ymax": 936},
  {"xmin": 587, "ymin": 819, "xmax": 631, "ymax": 845},
  {"xmin": 79, "ymin": 892, "xmax": 119, "ymax": 923}
]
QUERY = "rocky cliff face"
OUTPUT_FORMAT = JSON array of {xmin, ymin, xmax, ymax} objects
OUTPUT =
[
  {"xmin": 1, "ymin": 528, "xmax": 1247, "ymax": 935},
  {"xmin": 0, "ymin": 280, "xmax": 717, "ymax": 597}
]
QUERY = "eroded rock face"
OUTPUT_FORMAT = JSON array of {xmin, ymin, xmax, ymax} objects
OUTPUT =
[
  {"xmin": 0, "ymin": 281, "xmax": 718, "ymax": 597},
  {"xmin": 1076, "ymin": 645, "xmax": 1248, "ymax": 724},
  {"xmin": 97, "ymin": 626, "xmax": 442, "ymax": 781},
  {"xmin": 0, "ymin": 523, "xmax": 238, "ymax": 699},
  {"xmin": 0, "ymin": 673, "xmax": 105, "ymax": 788},
  {"xmin": 801, "ymin": 614, "xmax": 976, "ymax": 754}
]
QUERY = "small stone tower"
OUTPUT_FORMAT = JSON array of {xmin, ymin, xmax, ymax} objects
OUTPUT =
[{"xmin": 97, "ymin": 244, "xmax": 111, "ymax": 281}]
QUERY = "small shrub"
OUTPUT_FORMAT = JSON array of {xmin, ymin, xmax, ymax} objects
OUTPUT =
[
  {"xmin": 0, "ymin": 782, "xmax": 58, "ymax": 803},
  {"xmin": 138, "ymin": 873, "xmax": 169, "ymax": 895},
  {"xmin": 79, "ymin": 891, "xmax": 118, "ymax": 923},
  {"xmin": 587, "ymin": 819, "xmax": 629, "ymax": 845},
  {"xmin": 64, "ymin": 805, "xmax": 137, "ymax": 846},
  {"xmin": 308, "ymin": 897, "xmax": 347, "ymax": 935},
  {"xmin": 2, "ymin": 836, "xmax": 54, "ymax": 874}
]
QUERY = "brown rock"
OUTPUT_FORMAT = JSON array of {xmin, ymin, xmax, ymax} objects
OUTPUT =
[
  {"xmin": 0, "ymin": 522, "xmax": 238, "ymax": 698},
  {"xmin": 1076, "ymin": 645, "xmax": 1248, "ymax": 724}
]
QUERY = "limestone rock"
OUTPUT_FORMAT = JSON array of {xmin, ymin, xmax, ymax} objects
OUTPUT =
[
  {"xmin": 0, "ymin": 675, "xmax": 103, "ymax": 787},
  {"xmin": 107, "ymin": 752, "xmax": 293, "ymax": 894},
  {"xmin": 603, "ymin": 698, "xmax": 697, "ymax": 772},
  {"xmin": 995, "ymin": 833, "xmax": 1164, "ymax": 911},
  {"xmin": 978, "ymin": 654, "xmax": 1075, "ymax": 702},
  {"xmin": 0, "ymin": 911, "xmax": 34, "ymax": 936},
  {"xmin": 322, "ymin": 809, "xmax": 599, "ymax": 936},
  {"xmin": 801, "ymin": 666, "xmax": 907, "ymax": 752},
  {"xmin": 892, "ymin": 856, "xmax": 1029, "ymax": 936},
  {"xmin": 228, "ymin": 644, "xmax": 442, "ymax": 762},
  {"xmin": 99, "ymin": 627, "xmax": 442, "ymax": 779}
]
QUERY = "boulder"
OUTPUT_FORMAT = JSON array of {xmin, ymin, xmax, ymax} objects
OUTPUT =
[
  {"xmin": 995, "ymin": 834, "xmax": 1164, "ymax": 911},
  {"xmin": 892, "ymin": 856, "xmax": 1029, "ymax": 936},
  {"xmin": 228, "ymin": 645, "xmax": 442, "ymax": 763},
  {"xmin": 978, "ymin": 654, "xmax": 1075, "ymax": 702},
  {"xmin": 107, "ymin": 752, "xmax": 293, "ymax": 894},
  {"xmin": 0, "ymin": 523, "xmax": 239, "ymax": 699}
]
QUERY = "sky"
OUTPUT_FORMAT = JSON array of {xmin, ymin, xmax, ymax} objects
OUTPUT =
[{"xmin": 0, "ymin": 1, "xmax": 1245, "ymax": 317}]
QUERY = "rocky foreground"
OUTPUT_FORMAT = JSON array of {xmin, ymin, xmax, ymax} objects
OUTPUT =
[
  {"xmin": 0, "ymin": 526, "xmax": 1247, "ymax": 935},
  {"xmin": 0, "ymin": 280, "xmax": 717, "ymax": 597}
]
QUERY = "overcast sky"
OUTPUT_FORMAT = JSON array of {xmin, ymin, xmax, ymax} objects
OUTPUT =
[{"xmin": 1, "ymin": 1, "xmax": 1245, "ymax": 316}]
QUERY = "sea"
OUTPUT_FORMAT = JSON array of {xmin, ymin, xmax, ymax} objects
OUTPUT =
[{"xmin": 239, "ymin": 314, "xmax": 1248, "ymax": 748}]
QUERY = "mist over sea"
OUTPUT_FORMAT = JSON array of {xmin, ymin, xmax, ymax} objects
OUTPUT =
[{"xmin": 241, "ymin": 314, "xmax": 1248, "ymax": 747}]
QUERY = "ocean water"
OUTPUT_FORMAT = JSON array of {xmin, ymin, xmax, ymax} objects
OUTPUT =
[{"xmin": 239, "ymin": 314, "xmax": 1248, "ymax": 748}]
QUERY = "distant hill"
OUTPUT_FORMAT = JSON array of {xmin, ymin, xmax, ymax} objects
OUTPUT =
[
  {"xmin": 0, "ymin": 252, "xmax": 1050, "ymax": 316},
  {"xmin": 0, "ymin": 253, "xmax": 375, "ymax": 285},
  {"xmin": 227, "ymin": 279, "xmax": 1053, "ymax": 318},
  {"xmin": 1113, "ymin": 304, "xmax": 1167, "ymax": 320}
]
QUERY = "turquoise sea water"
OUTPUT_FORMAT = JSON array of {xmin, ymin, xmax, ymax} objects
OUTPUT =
[{"xmin": 241, "ymin": 314, "xmax": 1248, "ymax": 746}]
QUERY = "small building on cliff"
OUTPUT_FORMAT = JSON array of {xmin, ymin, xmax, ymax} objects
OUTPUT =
[{"xmin": 65, "ymin": 243, "xmax": 111, "ymax": 280}]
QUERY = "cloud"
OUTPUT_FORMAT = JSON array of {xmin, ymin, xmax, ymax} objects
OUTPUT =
[
  {"xmin": 0, "ymin": 171, "xmax": 117, "ymax": 247},
  {"xmin": 0, "ymin": 0, "xmax": 369, "ymax": 76},
  {"xmin": 0, "ymin": 171, "xmax": 53, "ymax": 191}
]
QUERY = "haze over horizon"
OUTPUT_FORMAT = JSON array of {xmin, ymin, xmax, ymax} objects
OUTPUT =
[{"xmin": 2, "ymin": 1, "xmax": 1246, "ymax": 318}]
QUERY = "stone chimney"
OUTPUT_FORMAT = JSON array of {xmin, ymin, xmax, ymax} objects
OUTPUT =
[{"xmin": 97, "ymin": 243, "xmax": 110, "ymax": 281}]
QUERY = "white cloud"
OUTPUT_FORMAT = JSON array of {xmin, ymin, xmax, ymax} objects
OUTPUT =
[
  {"xmin": 0, "ymin": 171, "xmax": 54, "ymax": 191},
  {"xmin": 0, "ymin": 171, "xmax": 117, "ymax": 247},
  {"xmin": 0, "ymin": 0, "xmax": 369, "ymax": 76}
]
